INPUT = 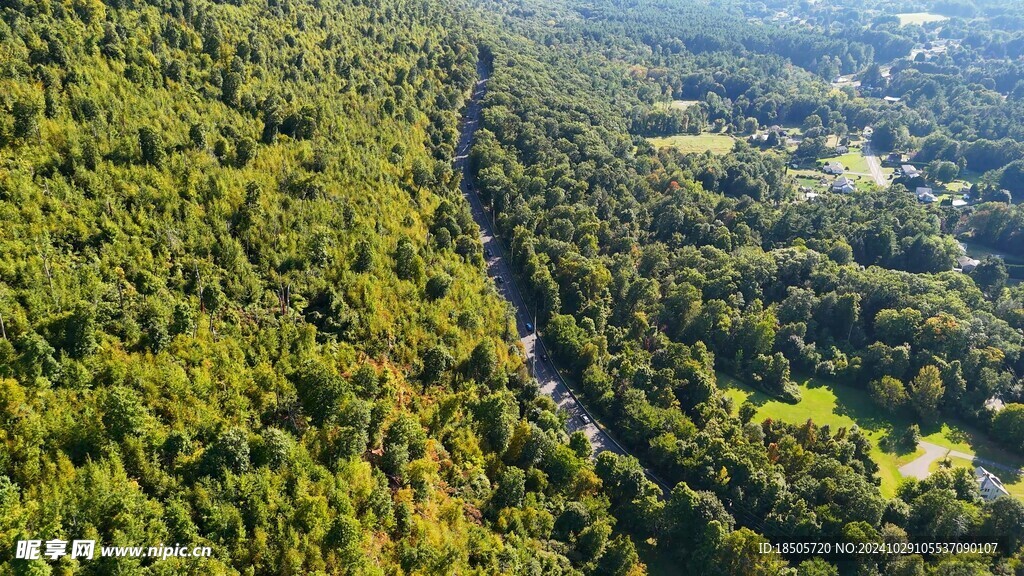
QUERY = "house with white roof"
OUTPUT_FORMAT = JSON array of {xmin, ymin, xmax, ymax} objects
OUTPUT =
[
  {"xmin": 916, "ymin": 187, "xmax": 937, "ymax": 203},
  {"xmin": 902, "ymin": 164, "xmax": 921, "ymax": 178},
  {"xmin": 976, "ymin": 467, "xmax": 1009, "ymax": 501},
  {"xmin": 917, "ymin": 186, "xmax": 937, "ymax": 201},
  {"xmin": 958, "ymin": 255, "xmax": 980, "ymax": 272},
  {"xmin": 823, "ymin": 161, "xmax": 844, "ymax": 175}
]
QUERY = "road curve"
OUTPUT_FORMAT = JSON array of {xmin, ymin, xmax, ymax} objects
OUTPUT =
[{"xmin": 454, "ymin": 61, "xmax": 671, "ymax": 494}]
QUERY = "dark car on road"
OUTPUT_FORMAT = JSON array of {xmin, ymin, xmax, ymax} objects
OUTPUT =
[
  {"xmin": 525, "ymin": 322, "xmax": 534, "ymax": 333},
  {"xmin": 495, "ymin": 276, "xmax": 504, "ymax": 284},
  {"xmin": 484, "ymin": 248, "xmax": 492, "ymax": 258}
]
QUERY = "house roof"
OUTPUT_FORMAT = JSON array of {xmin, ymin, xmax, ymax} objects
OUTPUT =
[
  {"xmin": 975, "ymin": 467, "xmax": 1009, "ymax": 499},
  {"xmin": 958, "ymin": 256, "xmax": 980, "ymax": 268},
  {"xmin": 903, "ymin": 164, "xmax": 919, "ymax": 173},
  {"xmin": 832, "ymin": 177, "xmax": 856, "ymax": 193}
]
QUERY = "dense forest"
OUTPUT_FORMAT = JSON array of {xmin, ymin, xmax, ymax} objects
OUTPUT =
[
  {"xmin": 5, "ymin": 0, "xmax": 1024, "ymax": 573},
  {"xmin": 469, "ymin": 0, "xmax": 1024, "ymax": 573},
  {"xmin": 0, "ymin": 0, "xmax": 651, "ymax": 573}
]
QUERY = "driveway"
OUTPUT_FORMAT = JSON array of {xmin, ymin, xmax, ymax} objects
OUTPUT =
[{"xmin": 898, "ymin": 440, "xmax": 1021, "ymax": 480}]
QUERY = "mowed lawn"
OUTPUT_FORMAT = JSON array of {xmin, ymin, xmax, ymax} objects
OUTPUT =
[
  {"xmin": 719, "ymin": 373, "xmax": 1023, "ymax": 497},
  {"xmin": 821, "ymin": 149, "xmax": 870, "ymax": 175},
  {"xmin": 648, "ymin": 134, "xmax": 736, "ymax": 155},
  {"xmin": 896, "ymin": 12, "xmax": 948, "ymax": 26},
  {"xmin": 654, "ymin": 99, "xmax": 701, "ymax": 111}
]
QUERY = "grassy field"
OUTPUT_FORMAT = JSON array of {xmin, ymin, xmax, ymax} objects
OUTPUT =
[
  {"xmin": 896, "ymin": 12, "xmax": 948, "ymax": 26},
  {"xmin": 946, "ymin": 180, "xmax": 971, "ymax": 193},
  {"xmin": 648, "ymin": 133, "xmax": 736, "ymax": 155},
  {"xmin": 929, "ymin": 455, "xmax": 1024, "ymax": 498},
  {"xmin": 720, "ymin": 373, "xmax": 1023, "ymax": 497},
  {"xmin": 654, "ymin": 99, "xmax": 701, "ymax": 111},
  {"xmin": 794, "ymin": 173, "xmax": 825, "ymax": 192},
  {"xmin": 821, "ymin": 148, "xmax": 870, "ymax": 175}
]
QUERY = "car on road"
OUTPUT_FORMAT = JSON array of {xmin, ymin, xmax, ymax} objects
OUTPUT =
[
  {"xmin": 525, "ymin": 322, "xmax": 534, "ymax": 333},
  {"xmin": 580, "ymin": 413, "xmax": 591, "ymax": 424},
  {"xmin": 495, "ymin": 276, "xmax": 504, "ymax": 284},
  {"xmin": 541, "ymin": 353, "xmax": 548, "ymax": 361},
  {"xmin": 484, "ymin": 248, "xmax": 492, "ymax": 258}
]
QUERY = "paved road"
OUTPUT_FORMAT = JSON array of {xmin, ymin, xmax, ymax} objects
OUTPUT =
[
  {"xmin": 455, "ymin": 62, "xmax": 671, "ymax": 493},
  {"xmin": 898, "ymin": 440, "xmax": 1022, "ymax": 480},
  {"xmin": 862, "ymin": 142, "xmax": 886, "ymax": 187}
]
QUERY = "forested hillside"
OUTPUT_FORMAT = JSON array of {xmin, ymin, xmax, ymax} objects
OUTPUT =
[
  {"xmin": 468, "ymin": 0, "xmax": 1024, "ymax": 573},
  {"xmin": 6, "ymin": 0, "xmax": 1024, "ymax": 573},
  {"xmin": 0, "ymin": 0, "xmax": 647, "ymax": 573}
]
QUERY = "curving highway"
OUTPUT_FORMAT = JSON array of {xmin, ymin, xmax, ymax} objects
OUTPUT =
[{"xmin": 454, "ymin": 61, "xmax": 671, "ymax": 493}]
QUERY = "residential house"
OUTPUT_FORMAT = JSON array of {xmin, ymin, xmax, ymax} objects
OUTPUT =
[
  {"xmin": 835, "ymin": 145, "xmax": 849, "ymax": 154},
  {"xmin": 833, "ymin": 176, "xmax": 856, "ymax": 194},
  {"xmin": 883, "ymin": 96, "xmax": 902, "ymax": 104},
  {"xmin": 916, "ymin": 187, "xmax": 937, "ymax": 203},
  {"xmin": 823, "ymin": 161, "xmax": 844, "ymax": 175},
  {"xmin": 976, "ymin": 467, "xmax": 1010, "ymax": 501},
  {"xmin": 902, "ymin": 164, "xmax": 921, "ymax": 178},
  {"xmin": 958, "ymin": 256, "xmax": 980, "ymax": 272}
]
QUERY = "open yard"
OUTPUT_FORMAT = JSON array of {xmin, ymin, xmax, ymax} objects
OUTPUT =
[
  {"xmin": 794, "ymin": 145, "xmax": 896, "ymax": 192},
  {"xmin": 655, "ymin": 99, "xmax": 701, "ymax": 111},
  {"xmin": 648, "ymin": 133, "xmax": 736, "ymax": 155},
  {"xmin": 896, "ymin": 12, "xmax": 948, "ymax": 26},
  {"xmin": 719, "ymin": 373, "xmax": 1024, "ymax": 497}
]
